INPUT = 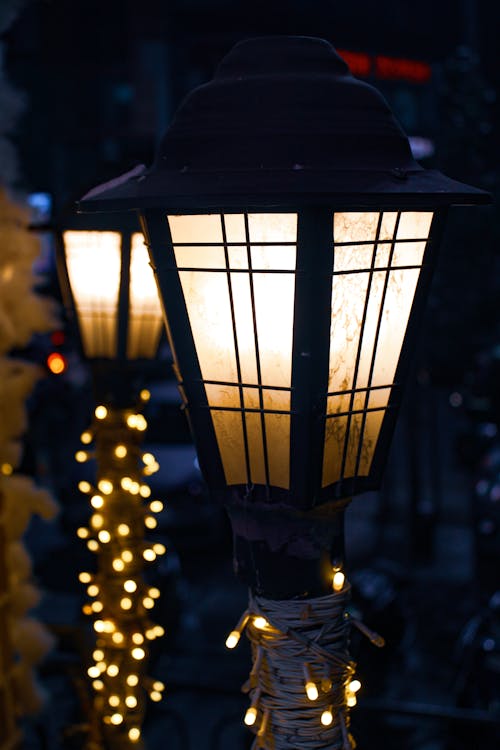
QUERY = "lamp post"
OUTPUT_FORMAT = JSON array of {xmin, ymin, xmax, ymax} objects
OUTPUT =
[
  {"xmin": 78, "ymin": 36, "xmax": 489, "ymax": 750},
  {"xmin": 58, "ymin": 214, "xmax": 166, "ymax": 749}
]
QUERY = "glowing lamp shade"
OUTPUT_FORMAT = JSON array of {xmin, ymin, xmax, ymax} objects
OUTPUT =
[
  {"xmin": 152, "ymin": 208, "xmax": 434, "ymax": 504},
  {"xmin": 62, "ymin": 230, "xmax": 163, "ymax": 360}
]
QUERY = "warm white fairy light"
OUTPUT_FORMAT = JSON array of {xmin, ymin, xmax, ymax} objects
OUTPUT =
[
  {"xmin": 75, "ymin": 450, "xmax": 89, "ymax": 463},
  {"xmin": 95, "ymin": 405, "xmax": 108, "ymax": 420},
  {"xmin": 81, "ymin": 431, "xmax": 93, "ymax": 444},
  {"xmin": 91, "ymin": 494, "xmax": 104, "ymax": 509},
  {"xmin": 75, "ymin": 403, "xmax": 167, "ymax": 745}
]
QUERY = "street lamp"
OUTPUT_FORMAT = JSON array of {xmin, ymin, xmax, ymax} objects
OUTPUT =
[
  {"xmin": 78, "ymin": 36, "xmax": 489, "ymax": 750},
  {"xmin": 58, "ymin": 213, "xmax": 166, "ymax": 748}
]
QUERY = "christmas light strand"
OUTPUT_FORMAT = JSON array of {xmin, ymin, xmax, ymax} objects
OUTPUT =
[
  {"xmin": 75, "ymin": 391, "xmax": 165, "ymax": 748},
  {"xmin": 226, "ymin": 570, "xmax": 384, "ymax": 750}
]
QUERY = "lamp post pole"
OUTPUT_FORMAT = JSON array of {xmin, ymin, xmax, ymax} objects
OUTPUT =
[{"xmin": 78, "ymin": 36, "xmax": 489, "ymax": 749}]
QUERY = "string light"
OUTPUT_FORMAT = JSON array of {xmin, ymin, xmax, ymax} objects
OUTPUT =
[
  {"xmin": 321, "ymin": 707, "xmax": 333, "ymax": 726},
  {"xmin": 149, "ymin": 500, "xmax": 163, "ymax": 512},
  {"xmin": 75, "ymin": 403, "xmax": 166, "ymax": 744},
  {"xmin": 140, "ymin": 389, "xmax": 151, "ymax": 402},
  {"xmin": 91, "ymin": 495, "xmax": 104, "ymax": 509},
  {"xmin": 225, "ymin": 611, "xmax": 250, "ymax": 649},
  {"xmin": 332, "ymin": 568, "xmax": 345, "ymax": 592},
  {"xmin": 303, "ymin": 664, "xmax": 319, "ymax": 701}
]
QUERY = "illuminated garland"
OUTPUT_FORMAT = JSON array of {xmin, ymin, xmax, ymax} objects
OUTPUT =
[
  {"xmin": 226, "ymin": 570, "xmax": 384, "ymax": 750},
  {"xmin": 75, "ymin": 390, "xmax": 165, "ymax": 747}
]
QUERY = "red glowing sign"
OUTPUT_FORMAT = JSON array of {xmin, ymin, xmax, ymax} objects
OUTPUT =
[{"xmin": 338, "ymin": 50, "xmax": 432, "ymax": 84}]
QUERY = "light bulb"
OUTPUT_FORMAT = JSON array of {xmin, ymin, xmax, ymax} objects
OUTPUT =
[
  {"xmin": 244, "ymin": 707, "xmax": 257, "ymax": 726},
  {"xmin": 253, "ymin": 617, "xmax": 268, "ymax": 630},
  {"xmin": 143, "ymin": 597, "xmax": 154, "ymax": 609},
  {"xmin": 153, "ymin": 625, "xmax": 165, "ymax": 637},
  {"xmin": 77, "ymin": 527, "xmax": 89, "ymax": 539},
  {"xmin": 91, "ymin": 514, "xmax": 103, "ymax": 529},
  {"xmin": 81, "ymin": 431, "xmax": 92, "ymax": 444},
  {"xmin": 107, "ymin": 664, "xmax": 119, "ymax": 677},
  {"xmin": 95, "ymin": 405, "xmax": 108, "ymax": 420},
  {"xmin": 140, "ymin": 389, "xmax": 150, "ymax": 402},
  {"xmin": 87, "ymin": 584, "xmax": 99, "ymax": 597},
  {"xmin": 127, "ymin": 415, "xmax": 138, "ymax": 429},
  {"xmin": 93, "ymin": 649, "xmax": 104, "ymax": 661},
  {"xmin": 114, "ymin": 445, "xmax": 127, "ymax": 458},
  {"xmin": 98, "ymin": 530, "xmax": 111, "ymax": 543},
  {"xmin": 124, "ymin": 580, "xmax": 137, "ymax": 593},
  {"xmin": 305, "ymin": 682, "xmax": 319, "ymax": 701},
  {"xmin": 321, "ymin": 708, "xmax": 333, "ymax": 726},
  {"xmin": 122, "ymin": 549, "xmax": 133, "ymax": 562},
  {"xmin": 150, "ymin": 691, "xmax": 162, "ymax": 702},
  {"xmin": 143, "ymin": 549, "xmax": 156, "ymax": 562},
  {"xmin": 120, "ymin": 597, "xmax": 132, "ymax": 610},
  {"xmin": 82, "ymin": 603, "xmax": 93, "ymax": 615},
  {"xmin": 139, "ymin": 485, "xmax": 151, "ymax": 498},
  {"xmin": 149, "ymin": 587, "xmax": 160, "ymax": 599},
  {"xmin": 118, "ymin": 523, "xmax": 130, "ymax": 536},
  {"xmin": 87, "ymin": 666, "xmax": 101, "ymax": 678},
  {"xmin": 333, "ymin": 570, "xmax": 345, "ymax": 592},
  {"xmin": 79, "ymin": 572, "xmax": 91, "ymax": 583},
  {"xmin": 92, "ymin": 601, "xmax": 104, "ymax": 613},
  {"xmin": 347, "ymin": 694, "xmax": 357, "ymax": 708},
  {"xmin": 1, "ymin": 463, "xmax": 13, "ymax": 476},
  {"xmin": 87, "ymin": 540, "xmax": 99, "ymax": 552},
  {"xmin": 75, "ymin": 450, "xmax": 88, "ymax": 463},
  {"xmin": 146, "ymin": 628, "xmax": 156, "ymax": 640},
  {"xmin": 113, "ymin": 558, "xmax": 125, "ymax": 572},
  {"xmin": 131, "ymin": 647, "xmax": 145, "ymax": 660},
  {"xmin": 142, "ymin": 452, "xmax": 155, "ymax": 465},
  {"xmin": 109, "ymin": 695, "xmax": 120, "ymax": 707},
  {"xmin": 129, "ymin": 728, "xmax": 141, "ymax": 742},
  {"xmin": 90, "ymin": 495, "xmax": 104, "ymax": 509},
  {"xmin": 92, "ymin": 680, "xmax": 104, "ymax": 691},
  {"xmin": 153, "ymin": 543, "xmax": 166, "ymax": 555},
  {"xmin": 112, "ymin": 632, "xmax": 124, "ymax": 644},
  {"xmin": 94, "ymin": 620, "xmax": 105, "ymax": 633},
  {"xmin": 78, "ymin": 480, "xmax": 91, "ymax": 493},
  {"xmin": 225, "ymin": 631, "xmax": 240, "ymax": 649},
  {"xmin": 136, "ymin": 415, "xmax": 147, "ymax": 431},
  {"xmin": 150, "ymin": 500, "xmax": 163, "ymax": 513},
  {"xmin": 121, "ymin": 477, "xmax": 132, "ymax": 490},
  {"xmin": 110, "ymin": 713, "xmax": 123, "ymax": 726},
  {"xmin": 132, "ymin": 633, "xmax": 144, "ymax": 645},
  {"xmin": 145, "ymin": 516, "xmax": 157, "ymax": 529},
  {"xmin": 98, "ymin": 479, "xmax": 113, "ymax": 495},
  {"xmin": 103, "ymin": 620, "xmax": 115, "ymax": 633},
  {"xmin": 152, "ymin": 681, "xmax": 164, "ymax": 691},
  {"xmin": 125, "ymin": 696, "xmax": 138, "ymax": 708},
  {"xmin": 127, "ymin": 674, "xmax": 139, "ymax": 687},
  {"xmin": 349, "ymin": 679, "xmax": 361, "ymax": 693},
  {"xmin": 129, "ymin": 481, "xmax": 140, "ymax": 495}
]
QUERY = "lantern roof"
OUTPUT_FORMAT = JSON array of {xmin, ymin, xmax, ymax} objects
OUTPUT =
[{"xmin": 79, "ymin": 36, "xmax": 490, "ymax": 213}]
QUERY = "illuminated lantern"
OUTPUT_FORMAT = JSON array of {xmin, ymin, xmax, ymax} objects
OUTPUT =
[
  {"xmin": 58, "ymin": 213, "xmax": 163, "ymax": 379},
  {"xmin": 78, "ymin": 36, "xmax": 489, "ymax": 750}
]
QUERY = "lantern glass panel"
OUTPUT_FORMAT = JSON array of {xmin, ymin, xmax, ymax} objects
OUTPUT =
[
  {"xmin": 63, "ymin": 230, "xmax": 121, "ymax": 357},
  {"xmin": 322, "ymin": 211, "xmax": 433, "ymax": 486},
  {"xmin": 168, "ymin": 213, "xmax": 297, "ymax": 489},
  {"xmin": 127, "ymin": 233, "xmax": 164, "ymax": 359}
]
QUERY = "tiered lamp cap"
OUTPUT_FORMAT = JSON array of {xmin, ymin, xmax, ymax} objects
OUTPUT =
[{"xmin": 79, "ymin": 36, "xmax": 489, "ymax": 211}]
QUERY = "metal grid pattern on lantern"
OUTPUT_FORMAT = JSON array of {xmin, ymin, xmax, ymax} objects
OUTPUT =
[{"xmin": 163, "ymin": 208, "xmax": 434, "ymax": 504}]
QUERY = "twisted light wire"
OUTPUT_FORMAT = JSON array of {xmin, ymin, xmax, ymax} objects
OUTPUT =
[{"xmin": 243, "ymin": 586, "xmax": 357, "ymax": 750}]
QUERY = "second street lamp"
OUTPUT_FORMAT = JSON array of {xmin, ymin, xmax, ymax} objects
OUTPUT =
[
  {"xmin": 78, "ymin": 37, "xmax": 490, "ymax": 750},
  {"xmin": 57, "ymin": 213, "xmax": 166, "ymax": 748}
]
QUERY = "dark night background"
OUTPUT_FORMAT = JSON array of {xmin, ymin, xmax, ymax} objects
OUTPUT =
[{"xmin": 1, "ymin": 1, "xmax": 499, "ymax": 749}]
